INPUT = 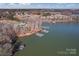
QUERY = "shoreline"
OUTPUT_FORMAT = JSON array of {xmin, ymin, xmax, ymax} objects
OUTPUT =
[
  {"xmin": 17, "ymin": 29, "xmax": 41, "ymax": 37},
  {"xmin": 0, "ymin": 20, "xmax": 42, "ymax": 38},
  {"xmin": 0, "ymin": 20, "xmax": 79, "ymax": 38}
]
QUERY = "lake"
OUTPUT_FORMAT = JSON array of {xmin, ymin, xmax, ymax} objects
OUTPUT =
[{"xmin": 15, "ymin": 23, "xmax": 79, "ymax": 56}]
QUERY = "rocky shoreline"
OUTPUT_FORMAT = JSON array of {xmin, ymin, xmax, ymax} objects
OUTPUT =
[
  {"xmin": 0, "ymin": 20, "xmax": 42, "ymax": 37},
  {"xmin": 0, "ymin": 20, "xmax": 41, "ymax": 56}
]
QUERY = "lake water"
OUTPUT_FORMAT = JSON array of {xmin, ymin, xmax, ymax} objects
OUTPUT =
[{"xmin": 15, "ymin": 23, "xmax": 79, "ymax": 56}]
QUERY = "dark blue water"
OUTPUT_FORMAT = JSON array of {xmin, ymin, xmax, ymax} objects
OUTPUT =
[{"xmin": 16, "ymin": 23, "xmax": 79, "ymax": 56}]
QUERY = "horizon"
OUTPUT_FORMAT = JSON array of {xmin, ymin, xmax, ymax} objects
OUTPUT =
[{"xmin": 0, "ymin": 3, "xmax": 79, "ymax": 9}]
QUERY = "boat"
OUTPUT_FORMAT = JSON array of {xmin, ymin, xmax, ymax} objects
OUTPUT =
[
  {"xmin": 52, "ymin": 21, "xmax": 56, "ymax": 23},
  {"xmin": 35, "ymin": 33, "xmax": 44, "ymax": 37},
  {"xmin": 19, "ymin": 45, "xmax": 25, "ymax": 50},
  {"xmin": 42, "ymin": 30, "xmax": 49, "ymax": 33},
  {"xmin": 41, "ymin": 26, "xmax": 49, "ymax": 29}
]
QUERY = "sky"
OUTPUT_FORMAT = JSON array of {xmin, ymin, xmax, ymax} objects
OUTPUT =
[{"xmin": 0, "ymin": 3, "xmax": 79, "ymax": 9}]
